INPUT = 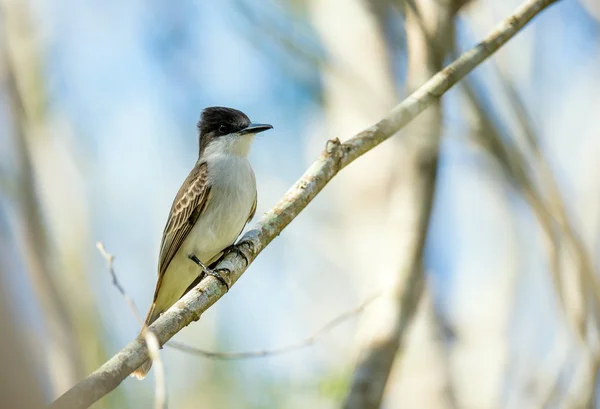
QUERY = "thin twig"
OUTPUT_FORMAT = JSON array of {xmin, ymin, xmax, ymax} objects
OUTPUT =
[
  {"xmin": 96, "ymin": 242, "xmax": 143, "ymax": 325},
  {"xmin": 98, "ymin": 241, "xmax": 381, "ymax": 361},
  {"xmin": 142, "ymin": 331, "xmax": 166, "ymax": 409},
  {"xmin": 51, "ymin": 2, "xmax": 562, "ymax": 407},
  {"xmin": 168, "ymin": 292, "xmax": 382, "ymax": 360},
  {"xmin": 96, "ymin": 243, "xmax": 165, "ymax": 409}
]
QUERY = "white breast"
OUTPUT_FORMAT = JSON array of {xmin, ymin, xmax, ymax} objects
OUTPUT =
[{"xmin": 180, "ymin": 153, "xmax": 256, "ymax": 264}]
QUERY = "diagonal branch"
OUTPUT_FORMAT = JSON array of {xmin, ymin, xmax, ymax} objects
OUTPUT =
[{"xmin": 50, "ymin": 1, "xmax": 561, "ymax": 407}]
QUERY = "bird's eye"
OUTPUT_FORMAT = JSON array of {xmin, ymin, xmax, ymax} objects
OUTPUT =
[{"xmin": 218, "ymin": 125, "xmax": 228, "ymax": 134}]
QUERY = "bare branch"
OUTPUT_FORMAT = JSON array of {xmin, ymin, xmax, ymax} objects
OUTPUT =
[
  {"xmin": 96, "ymin": 242, "xmax": 144, "ymax": 326},
  {"xmin": 168, "ymin": 292, "xmax": 382, "ymax": 360},
  {"xmin": 99, "ymin": 241, "xmax": 381, "ymax": 361},
  {"xmin": 95, "ymin": 243, "xmax": 165, "ymax": 409},
  {"xmin": 50, "ymin": 1, "xmax": 561, "ymax": 408}
]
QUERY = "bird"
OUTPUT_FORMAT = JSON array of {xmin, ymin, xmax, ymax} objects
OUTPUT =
[{"xmin": 132, "ymin": 107, "xmax": 272, "ymax": 379}]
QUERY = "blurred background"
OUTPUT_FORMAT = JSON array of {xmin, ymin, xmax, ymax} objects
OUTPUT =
[{"xmin": 1, "ymin": 0, "xmax": 600, "ymax": 408}]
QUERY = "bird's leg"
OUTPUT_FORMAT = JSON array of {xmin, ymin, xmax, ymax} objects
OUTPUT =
[{"xmin": 188, "ymin": 254, "xmax": 229, "ymax": 292}]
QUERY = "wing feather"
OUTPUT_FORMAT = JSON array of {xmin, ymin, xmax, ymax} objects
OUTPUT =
[{"xmin": 154, "ymin": 162, "xmax": 210, "ymax": 294}]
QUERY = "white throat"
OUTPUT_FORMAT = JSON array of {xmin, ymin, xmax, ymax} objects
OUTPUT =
[{"xmin": 203, "ymin": 132, "xmax": 255, "ymax": 159}]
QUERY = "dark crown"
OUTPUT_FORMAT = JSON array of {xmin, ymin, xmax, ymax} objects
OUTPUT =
[{"xmin": 197, "ymin": 107, "xmax": 251, "ymax": 137}]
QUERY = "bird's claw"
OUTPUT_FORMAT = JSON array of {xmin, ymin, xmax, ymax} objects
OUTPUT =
[
  {"xmin": 222, "ymin": 244, "xmax": 249, "ymax": 266},
  {"xmin": 188, "ymin": 254, "xmax": 229, "ymax": 292}
]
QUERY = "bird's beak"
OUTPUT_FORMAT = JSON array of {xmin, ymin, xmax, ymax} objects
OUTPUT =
[{"xmin": 239, "ymin": 123, "xmax": 273, "ymax": 135}]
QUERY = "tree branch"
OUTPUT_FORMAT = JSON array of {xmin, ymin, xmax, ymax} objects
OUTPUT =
[
  {"xmin": 168, "ymin": 292, "xmax": 381, "ymax": 360},
  {"xmin": 100, "ymin": 240, "xmax": 382, "ymax": 360},
  {"xmin": 50, "ymin": 1, "xmax": 561, "ymax": 407}
]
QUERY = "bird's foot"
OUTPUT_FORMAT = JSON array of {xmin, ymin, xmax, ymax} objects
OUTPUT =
[
  {"xmin": 221, "ymin": 244, "xmax": 249, "ymax": 266},
  {"xmin": 188, "ymin": 254, "xmax": 229, "ymax": 292}
]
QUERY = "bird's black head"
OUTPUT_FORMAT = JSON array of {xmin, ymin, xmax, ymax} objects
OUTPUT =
[
  {"xmin": 198, "ymin": 107, "xmax": 250, "ymax": 138},
  {"xmin": 197, "ymin": 107, "xmax": 273, "ymax": 156}
]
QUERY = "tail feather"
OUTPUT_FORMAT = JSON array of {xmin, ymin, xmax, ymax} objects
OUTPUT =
[
  {"xmin": 132, "ymin": 359, "xmax": 153, "ymax": 380},
  {"xmin": 132, "ymin": 263, "xmax": 214, "ymax": 380}
]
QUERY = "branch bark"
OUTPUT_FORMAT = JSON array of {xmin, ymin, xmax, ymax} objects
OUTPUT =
[{"xmin": 50, "ymin": 0, "xmax": 561, "ymax": 407}]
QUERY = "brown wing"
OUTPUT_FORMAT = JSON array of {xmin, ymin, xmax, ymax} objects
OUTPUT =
[{"xmin": 157, "ymin": 162, "xmax": 210, "ymax": 280}]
